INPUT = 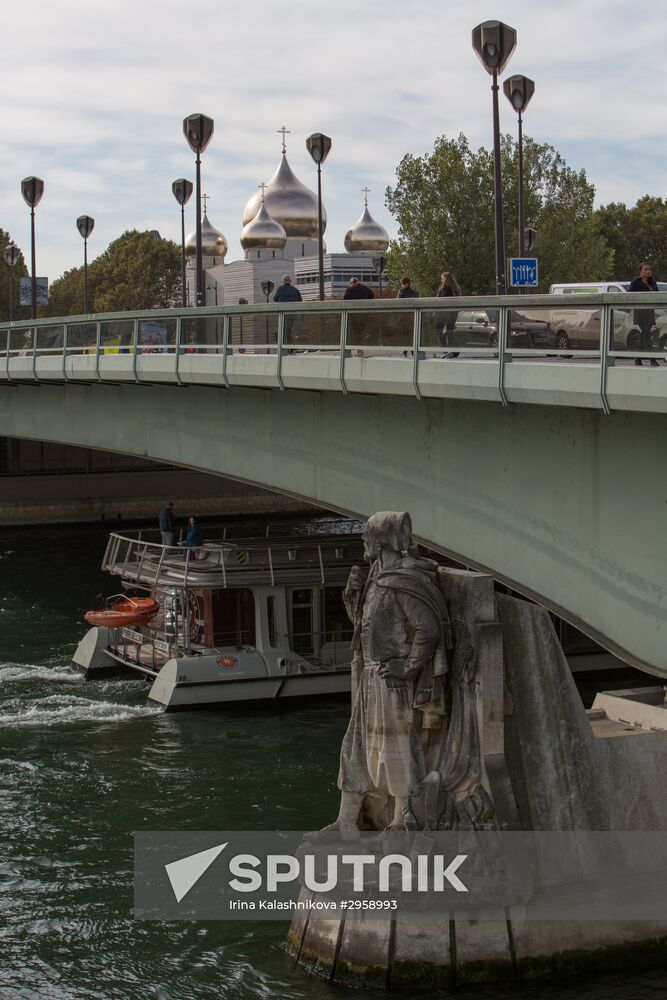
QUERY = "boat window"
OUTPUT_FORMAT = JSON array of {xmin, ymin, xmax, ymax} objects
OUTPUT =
[
  {"xmin": 267, "ymin": 596, "xmax": 277, "ymax": 647},
  {"xmin": 322, "ymin": 587, "xmax": 353, "ymax": 645},
  {"xmin": 212, "ymin": 588, "xmax": 256, "ymax": 647},
  {"xmin": 290, "ymin": 588, "xmax": 314, "ymax": 657}
]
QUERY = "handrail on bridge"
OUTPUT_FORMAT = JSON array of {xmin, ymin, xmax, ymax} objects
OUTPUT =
[{"xmin": 2, "ymin": 293, "xmax": 666, "ymax": 412}]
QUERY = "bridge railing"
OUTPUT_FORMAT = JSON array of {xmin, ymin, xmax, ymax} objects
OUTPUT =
[{"xmin": 1, "ymin": 295, "xmax": 665, "ymax": 408}]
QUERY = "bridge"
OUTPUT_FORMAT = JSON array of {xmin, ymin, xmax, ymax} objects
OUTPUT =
[{"xmin": 1, "ymin": 292, "xmax": 665, "ymax": 676}]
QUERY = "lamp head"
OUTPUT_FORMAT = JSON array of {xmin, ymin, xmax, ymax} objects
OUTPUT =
[
  {"xmin": 3, "ymin": 244, "xmax": 20, "ymax": 267},
  {"xmin": 472, "ymin": 21, "xmax": 517, "ymax": 75},
  {"xmin": 172, "ymin": 178, "xmax": 194, "ymax": 206},
  {"xmin": 21, "ymin": 176, "xmax": 44, "ymax": 208},
  {"xmin": 306, "ymin": 133, "xmax": 332, "ymax": 165},
  {"xmin": 76, "ymin": 215, "xmax": 95, "ymax": 239},
  {"xmin": 183, "ymin": 114, "xmax": 214, "ymax": 154},
  {"xmin": 503, "ymin": 75, "xmax": 535, "ymax": 113}
]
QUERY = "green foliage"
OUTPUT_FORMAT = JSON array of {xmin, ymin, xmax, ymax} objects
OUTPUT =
[
  {"xmin": 385, "ymin": 133, "xmax": 613, "ymax": 295},
  {"xmin": 46, "ymin": 230, "xmax": 181, "ymax": 317},
  {"xmin": 595, "ymin": 197, "xmax": 667, "ymax": 280},
  {"xmin": 0, "ymin": 229, "xmax": 30, "ymax": 323}
]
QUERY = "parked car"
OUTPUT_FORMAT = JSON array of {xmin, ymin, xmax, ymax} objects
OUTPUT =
[
  {"xmin": 439, "ymin": 309, "xmax": 498, "ymax": 349},
  {"xmin": 507, "ymin": 309, "xmax": 553, "ymax": 348},
  {"xmin": 548, "ymin": 281, "xmax": 667, "ymax": 351}
]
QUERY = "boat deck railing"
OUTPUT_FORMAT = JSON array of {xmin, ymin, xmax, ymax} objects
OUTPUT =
[{"xmin": 102, "ymin": 530, "xmax": 363, "ymax": 590}]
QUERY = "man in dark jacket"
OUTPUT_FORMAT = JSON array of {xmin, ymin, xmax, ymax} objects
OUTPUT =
[
  {"xmin": 397, "ymin": 276, "xmax": 418, "ymax": 299},
  {"xmin": 628, "ymin": 262, "xmax": 660, "ymax": 366},
  {"xmin": 158, "ymin": 502, "xmax": 175, "ymax": 545},
  {"xmin": 273, "ymin": 275, "xmax": 302, "ymax": 302},
  {"xmin": 343, "ymin": 276, "xmax": 375, "ymax": 300}
]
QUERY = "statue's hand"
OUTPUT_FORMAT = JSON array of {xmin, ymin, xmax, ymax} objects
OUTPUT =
[
  {"xmin": 345, "ymin": 565, "xmax": 368, "ymax": 593},
  {"xmin": 378, "ymin": 658, "xmax": 410, "ymax": 679}
]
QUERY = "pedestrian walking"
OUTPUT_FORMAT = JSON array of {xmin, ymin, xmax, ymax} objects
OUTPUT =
[
  {"xmin": 343, "ymin": 277, "xmax": 375, "ymax": 300},
  {"xmin": 436, "ymin": 271, "xmax": 462, "ymax": 357},
  {"xmin": 397, "ymin": 277, "xmax": 418, "ymax": 299},
  {"xmin": 273, "ymin": 275, "xmax": 303, "ymax": 303},
  {"xmin": 158, "ymin": 501, "xmax": 175, "ymax": 546},
  {"xmin": 628, "ymin": 262, "xmax": 660, "ymax": 367}
]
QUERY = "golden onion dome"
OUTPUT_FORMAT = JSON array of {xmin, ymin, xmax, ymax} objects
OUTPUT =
[
  {"xmin": 240, "ymin": 198, "xmax": 287, "ymax": 250},
  {"xmin": 185, "ymin": 211, "xmax": 228, "ymax": 259},
  {"xmin": 242, "ymin": 153, "xmax": 325, "ymax": 239},
  {"xmin": 344, "ymin": 193, "xmax": 390, "ymax": 253}
]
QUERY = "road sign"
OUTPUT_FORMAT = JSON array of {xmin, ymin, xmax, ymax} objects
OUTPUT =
[
  {"xmin": 20, "ymin": 277, "xmax": 48, "ymax": 306},
  {"xmin": 509, "ymin": 258, "xmax": 538, "ymax": 287}
]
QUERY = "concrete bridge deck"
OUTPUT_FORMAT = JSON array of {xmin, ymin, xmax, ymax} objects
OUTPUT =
[{"xmin": 1, "ymin": 294, "xmax": 665, "ymax": 677}]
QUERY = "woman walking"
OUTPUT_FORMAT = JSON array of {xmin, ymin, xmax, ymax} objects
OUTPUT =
[{"xmin": 436, "ymin": 272, "xmax": 462, "ymax": 358}]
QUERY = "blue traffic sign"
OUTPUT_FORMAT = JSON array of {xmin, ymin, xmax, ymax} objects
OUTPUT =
[{"xmin": 509, "ymin": 258, "xmax": 538, "ymax": 287}]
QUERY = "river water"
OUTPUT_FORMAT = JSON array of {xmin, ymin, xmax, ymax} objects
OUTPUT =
[{"xmin": 0, "ymin": 524, "xmax": 665, "ymax": 999}]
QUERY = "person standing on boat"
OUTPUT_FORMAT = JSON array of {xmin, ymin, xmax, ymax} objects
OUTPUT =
[
  {"xmin": 179, "ymin": 516, "xmax": 203, "ymax": 549},
  {"xmin": 158, "ymin": 502, "xmax": 175, "ymax": 546}
]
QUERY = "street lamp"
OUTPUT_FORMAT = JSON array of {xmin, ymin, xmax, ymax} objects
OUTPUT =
[
  {"xmin": 183, "ymin": 114, "xmax": 214, "ymax": 307},
  {"xmin": 503, "ymin": 75, "xmax": 535, "ymax": 258},
  {"xmin": 3, "ymin": 244, "xmax": 20, "ymax": 323},
  {"xmin": 472, "ymin": 21, "xmax": 517, "ymax": 295},
  {"xmin": 76, "ymin": 215, "xmax": 95, "ymax": 313},
  {"xmin": 21, "ymin": 176, "xmax": 44, "ymax": 319},
  {"xmin": 172, "ymin": 178, "xmax": 193, "ymax": 307},
  {"xmin": 306, "ymin": 132, "xmax": 332, "ymax": 302}
]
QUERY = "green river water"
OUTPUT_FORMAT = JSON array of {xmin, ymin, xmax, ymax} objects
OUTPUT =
[{"xmin": 0, "ymin": 524, "xmax": 665, "ymax": 999}]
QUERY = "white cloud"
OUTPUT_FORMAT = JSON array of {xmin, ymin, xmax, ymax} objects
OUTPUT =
[{"xmin": 2, "ymin": 0, "xmax": 665, "ymax": 282}]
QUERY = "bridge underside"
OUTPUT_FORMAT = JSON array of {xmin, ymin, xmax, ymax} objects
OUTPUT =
[{"xmin": 1, "ymin": 382, "xmax": 664, "ymax": 676}]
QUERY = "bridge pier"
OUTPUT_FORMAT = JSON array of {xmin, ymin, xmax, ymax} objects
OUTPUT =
[{"xmin": 288, "ymin": 567, "xmax": 667, "ymax": 989}]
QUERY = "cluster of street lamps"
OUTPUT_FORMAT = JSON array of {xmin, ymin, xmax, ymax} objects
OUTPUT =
[
  {"xmin": 174, "ymin": 115, "xmax": 332, "ymax": 307},
  {"xmin": 4, "ymin": 177, "xmax": 95, "ymax": 321},
  {"xmin": 472, "ymin": 20, "xmax": 535, "ymax": 294}
]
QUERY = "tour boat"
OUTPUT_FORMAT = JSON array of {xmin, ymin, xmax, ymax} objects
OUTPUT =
[{"xmin": 72, "ymin": 525, "xmax": 362, "ymax": 710}]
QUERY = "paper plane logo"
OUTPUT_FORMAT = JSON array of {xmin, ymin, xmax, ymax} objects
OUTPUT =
[{"xmin": 165, "ymin": 842, "xmax": 227, "ymax": 903}]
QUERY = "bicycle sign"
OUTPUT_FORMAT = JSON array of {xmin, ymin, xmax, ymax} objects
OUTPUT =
[{"xmin": 509, "ymin": 258, "xmax": 538, "ymax": 287}]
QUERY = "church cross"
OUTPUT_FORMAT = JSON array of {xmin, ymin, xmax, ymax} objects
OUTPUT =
[
  {"xmin": 277, "ymin": 125, "xmax": 291, "ymax": 153},
  {"xmin": 202, "ymin": 193, "xmax": 210, "ymax": 214},
  {"xmin": 362, "ymin": 186, "xmax": 371, "ymax": 207},
  {"xmin": 258, "ymin": 181, "xmax": 267, "ymax": 201}
]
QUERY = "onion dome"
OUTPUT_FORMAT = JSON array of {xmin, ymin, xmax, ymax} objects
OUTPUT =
[
  {"xmin": 242, "ymin": 153, "xmax": 325, "ymax": 239},
  {"xmin": 240, "ymin": 189, "xmax": 287, "ymax": 250},
  {"xmin": 344, "ymin": 190, "xmax": 389, "ymax": 253},
  {"xmin": 185, "ymin": 211, "xmax": 228, "ymax": 259}
]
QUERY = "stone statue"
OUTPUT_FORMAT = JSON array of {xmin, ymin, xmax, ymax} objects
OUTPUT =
[{"xmin": 321, "ymin": 510, "xmax": 495, "ymax": 835}]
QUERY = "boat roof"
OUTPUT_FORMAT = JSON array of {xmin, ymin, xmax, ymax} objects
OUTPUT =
[{"xmin": 102, "ymin": 529, "xmax": 364, "ymax": 591}]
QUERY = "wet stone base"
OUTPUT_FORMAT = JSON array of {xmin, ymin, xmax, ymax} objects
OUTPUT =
[{"xmin": 287, "ymin": 903, "xmax": 667, "ymax": 991}]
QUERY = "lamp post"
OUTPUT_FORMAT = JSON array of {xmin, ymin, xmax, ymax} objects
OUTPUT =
[
  {"xmin": 306, "ymin": 133, "xmax": 332, "ymax": 302},
  {"xmin": 503, "ymin": 75, "xmax": 535, "ymax": 257},
  {"xmin": 3, "ymin": 244, "xmax": 20, "ymax": 322},
  {"xmin": 172, "ymin": 179, "xmax": 193, "ymax": 307},
  {"xmin": 76, "ymin": 215, "xmax": 95, "ymax": 313},
  {"xmin": 472, "ymin": 21, "xmax": 516, "ymax": 295},
  {"xmin": 182, "ymin": 114, "xmax": 214, "ymax": 307},
  {"xmin": 20, "ymin": 176, "xmax": 44, "ymax": 319},
  {"xmin": 372, "ymin": 255, "xmax": 387, "ymax": 298}
]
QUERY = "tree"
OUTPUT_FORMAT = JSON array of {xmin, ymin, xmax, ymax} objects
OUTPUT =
[
  {"xmin": 595, "ymin": 197, "xmax": 667, "ymax": 280},
  {"xmin": 46, "ymin": 230, "xmax": 181, "ymax": 317},
  {"xmin": 385, "ymin": 133, "xmax": 612, "ymax": 295}
]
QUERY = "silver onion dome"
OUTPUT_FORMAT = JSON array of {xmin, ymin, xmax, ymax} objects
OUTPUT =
[
  {"xmin": 242, "ymin": 153, "xmax": 325, "ymax": 239},
  {"xmin": 240, "ymin": 199, "xmax": 287, "ymax": 250},
  {"xmin": 185, "ymin": 211, "xmax": 228, "ymax": 259},
  {"xmin": 344, "ymin": 193, "xmax": 389, "ymax": 253}
]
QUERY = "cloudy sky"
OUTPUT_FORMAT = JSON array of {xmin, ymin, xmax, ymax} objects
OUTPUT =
[{"xmin": 1, "ymin": 0, "xmax": 663, "ymax": 283}]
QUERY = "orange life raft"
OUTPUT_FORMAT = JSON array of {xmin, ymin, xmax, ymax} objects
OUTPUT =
[{"xmin": 84, "ymin": 596, "xmax": 159, "ymax": 629}]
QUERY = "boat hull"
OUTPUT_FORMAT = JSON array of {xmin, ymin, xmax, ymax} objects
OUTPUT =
[{"xmin": 147, "ymin": 657, "xmax": 351, "ymax": 710}]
